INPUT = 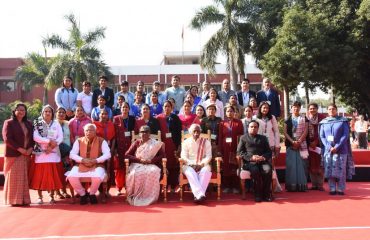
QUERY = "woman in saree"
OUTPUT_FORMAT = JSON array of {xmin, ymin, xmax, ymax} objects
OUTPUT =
[
  {"xmin": 125, "ymin": 125, "xmax": 165, "ymax": 206},
  {"xmin": 283, "ymin": 101, "xmax": 308, "ymax": 192}
]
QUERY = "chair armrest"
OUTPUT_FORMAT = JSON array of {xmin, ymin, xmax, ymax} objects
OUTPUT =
[
  {"xmin": 236, "ymin": 155, "xmax": 242, "ymax": 168},
  {"xmin": 124, "ymin": 159, "xmax": 129, "ymax": 175},
  {"xmin": 214, "ymin": 157, "xmax": 222, "ymax": 174},
  {"xmin": 178, "ymin": 158, "xmax": 184, "ymax": 174}
]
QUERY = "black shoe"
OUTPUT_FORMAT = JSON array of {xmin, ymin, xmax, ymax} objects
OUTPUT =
[
  {"xmin": 263, "ymin": 197, "xmax": 273, "ymax": 202},
  {"xmin": 337, "ymin": 191, "xmax": 345, "ymax": 195},
  {"xmin": 89, "ymin": 194, "xmax": 98, "ymax": 204},
  {"xmin": 194, "ymin": 196, "xmax": 206, "ymax": 204},
  {"xmin": 80, "ymin": 194, "xmax": 89, "ymax": 205},
  {"xmin": 255, "ymin": 197, "xmax": 262, "ymax": 202},
  {"xmin": 329, "ymin": 191, "xmax": 337, "ymax": 195}
]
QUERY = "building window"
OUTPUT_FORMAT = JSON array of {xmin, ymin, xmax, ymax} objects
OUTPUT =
[
  {"xmin": 250, "ymin": 83, "xmax": 261, "ymax": 93},
  {"xmin": 0, "ymin": 80, "xmax": 16, "ymax": 92}
]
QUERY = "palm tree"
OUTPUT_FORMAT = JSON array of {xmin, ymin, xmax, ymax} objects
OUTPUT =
[
  {"xmin": 44, "ymin": 13, "xmax": 112, "ymax": 88},
  {"xmin": 190, "ymin": 0, "xmax": 252, "ymax": 90},
  {"xmin": 15, "ymin": 47, "xmax": 57, "ymax": 105}
]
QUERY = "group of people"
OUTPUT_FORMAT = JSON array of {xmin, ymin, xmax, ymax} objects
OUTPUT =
[{"xmin": 2, "ymin": 75, "xmax": 356, "ymax": 206}]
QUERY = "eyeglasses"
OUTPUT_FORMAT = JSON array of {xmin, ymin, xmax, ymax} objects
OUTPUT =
[{"xmin": 140, "ymin": 131, "xmax": 149, "ymax": 133}]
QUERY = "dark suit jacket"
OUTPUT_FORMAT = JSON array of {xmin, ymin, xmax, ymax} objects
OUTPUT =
[
  {"xmin": 237, "ymin": 133, "xmax": 272, "ymax": 170},
  {"xmin": 2, "ymin": 119, "xmax": 34, "ymax": 157},
  {"xmin": 237, "ymin": 90, "xmax": 256, "ymax": 106},
  {"xmin": 256, "ymin": 89, "xmax": 281, "ymax": 117},
  {"xmin": 92, "ymin": 87, "xmax": 115, "ymax": 109}
]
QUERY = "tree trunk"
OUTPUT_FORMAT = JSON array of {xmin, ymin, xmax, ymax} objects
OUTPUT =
[
  {"xmin": 284, "ymin": 85, "xmax": 290, "ymax": 119},
  {"xmin": 229, "ymin": 56, "xmax": 238, "ymax": 91},
  {"xmin": 305, "ymin": 85, "xmax": 310, "ymax": 107},
  {"xmin": 43, "ymin": 86, "xmax": 48, "ymax": 105},
  {"xmin": 330, "ymin": 86, "xmax": 336, "ymax": 105}
]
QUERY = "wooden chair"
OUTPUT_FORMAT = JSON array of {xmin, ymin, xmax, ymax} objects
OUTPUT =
[
  {"xmin": 125, "ymin": 130, "xmax": 168, "ymax": 202},
  {"xmin": 178, "ymin": 130, "xmax": 222, "ymax": 201},
  {"xmin": 236, "ymin": 154, "xmax": 277, "ymax": 200}
]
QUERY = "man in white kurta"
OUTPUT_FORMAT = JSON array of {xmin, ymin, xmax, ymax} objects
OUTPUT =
[
  {"xmin": 67, "ymin": 124, "xmax": 111, "ymax": 204},
  {"xmin": 180, "ymin": 124, "xmax": 212, "ymax": 203}
]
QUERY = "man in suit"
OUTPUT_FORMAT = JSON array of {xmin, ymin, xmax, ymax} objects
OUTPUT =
[
  {"xmin": 237, "ymin": 78, "xmax": 256, "ymax": 108},
  {"xmin": 92, "ymin": 76, "xmax": 115, "ymax": 109},
  {"xmin": 237, "ymin": 120, "xmax": 272, "ymax": 202},
  {"xmin": 256, "ymin": 78, "xmax": 281, "ymax": 118}
]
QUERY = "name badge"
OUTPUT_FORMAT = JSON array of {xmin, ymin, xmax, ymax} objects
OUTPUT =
[
  {"xmin": 166, "ymin": 133, "xmax": 172, "ymax": 138},
  {"xmin": 226, "ymin": 137, "xmax": 232, "ymax": 143},
  {"xmin": 124, "ymin": 131, "xmax": 131, "ymax": 137},
  {"xmin": 211, "ymin": 134, "xmax": 217, "ymax": 140},
  {"xmin": 327, "ymin": 135, "xmax": 334, "ymax": 142}
]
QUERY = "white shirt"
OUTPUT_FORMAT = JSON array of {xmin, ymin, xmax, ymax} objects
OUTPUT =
[
  {"xmin": 33, "ymin": 120, "xmax": 63, "ymax": 163},
  {"xmin": 77, "ymin": 91, "xmax": 93, "ymax": 115},
  {"xmin": 180, "ymin": 137, "xmax": 212, "ymax": 171},
  {"xmin": 256, "ymin": 115, "xmax": 280, "ymax": 148}
]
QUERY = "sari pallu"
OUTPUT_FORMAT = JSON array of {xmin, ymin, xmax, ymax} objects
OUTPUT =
[
  {"xmin": 126, "ymin": 139, "xmax": 163, "ymax": 206},
  {"xmin": 285, "ymin": 115, "xmax": 308, "ymax": 191}
]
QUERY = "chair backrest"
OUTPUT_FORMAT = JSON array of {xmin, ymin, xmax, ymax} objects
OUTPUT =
[
  {"xmin": 181, "ymin": 129, "xmax": 211, "ymax": 142},
  {"xmin": 131, "ymin": 130, "xmax": 162, "ymax": 143}
]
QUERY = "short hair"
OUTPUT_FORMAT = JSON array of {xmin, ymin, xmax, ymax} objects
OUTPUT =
[
  {"xmin": 189, "ymin": 123, "xmax": 201, "ymax": 134},
  {"xmin": 82, "ymin": 81, "xmax": 91, "ymax": 86},
  {"xmin": 308, "ymin": 102, "xmax": 319, "ymax": 109},
  {"xmin": 242, "ymin": 78, "xmax": 250, "ymax": 84},
  {"xmin": 98, "ymin": 95, "xmax": 106, "ymax": 101},
  {"xmin": 117, "ymin": 95, "xmax": 125, "ymax": 101},
  {"xmin": 153, "ymin": 80, "xmax": 160, "ymax": 85},
  {"xmin": 137, "ymin": 80, "xmax": 144, "ymax": 85},
  {"xmin": 135, "ymin": 91, "xmax": 143, "ymax": 96},
  {"xmin": 248, "ymin": 120, "xmax": 259, "ymax": 128},
  {"xmin": 99, "ymin": 75, "xmax": 108, "ymax": 81},
  {"xmin": 172, "ymin": 75, "xmax": 180, "ymax": 80},
  {"xmin": 83, "ymin": 123, "xmax": 96, "ymax": 131},
  {"xmin": 120, "ymin": 81, "xmax": 129, "ymax": 86},
  {"xmin": 292, "ymin": 101, "xmax": 302, "ymax": 108},
  {"xmin": 262, "ymin": 77, "xmax": 270, "ymax": 83},
  {"xmin": 327, "ymin": 103, "xmax": 337, "ymax": 110},
  {"xmin": 151, "ymin": 92, "xmax": 159, "ymax": 97}
]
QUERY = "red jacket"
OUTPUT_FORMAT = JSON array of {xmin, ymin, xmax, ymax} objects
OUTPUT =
[{"xmin": 2, "ymin": 118, "xmax": 34, "ymax": 157}]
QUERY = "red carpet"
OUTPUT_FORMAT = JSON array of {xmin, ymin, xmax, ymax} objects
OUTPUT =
[{"xmin": 1, "ymin": 182, "xmax": 370, "ymax": 240}]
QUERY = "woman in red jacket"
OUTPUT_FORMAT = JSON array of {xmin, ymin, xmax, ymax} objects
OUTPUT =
[{"xmin": 2, "ymin": 103, "xmax": 34, "ymax": 206}]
